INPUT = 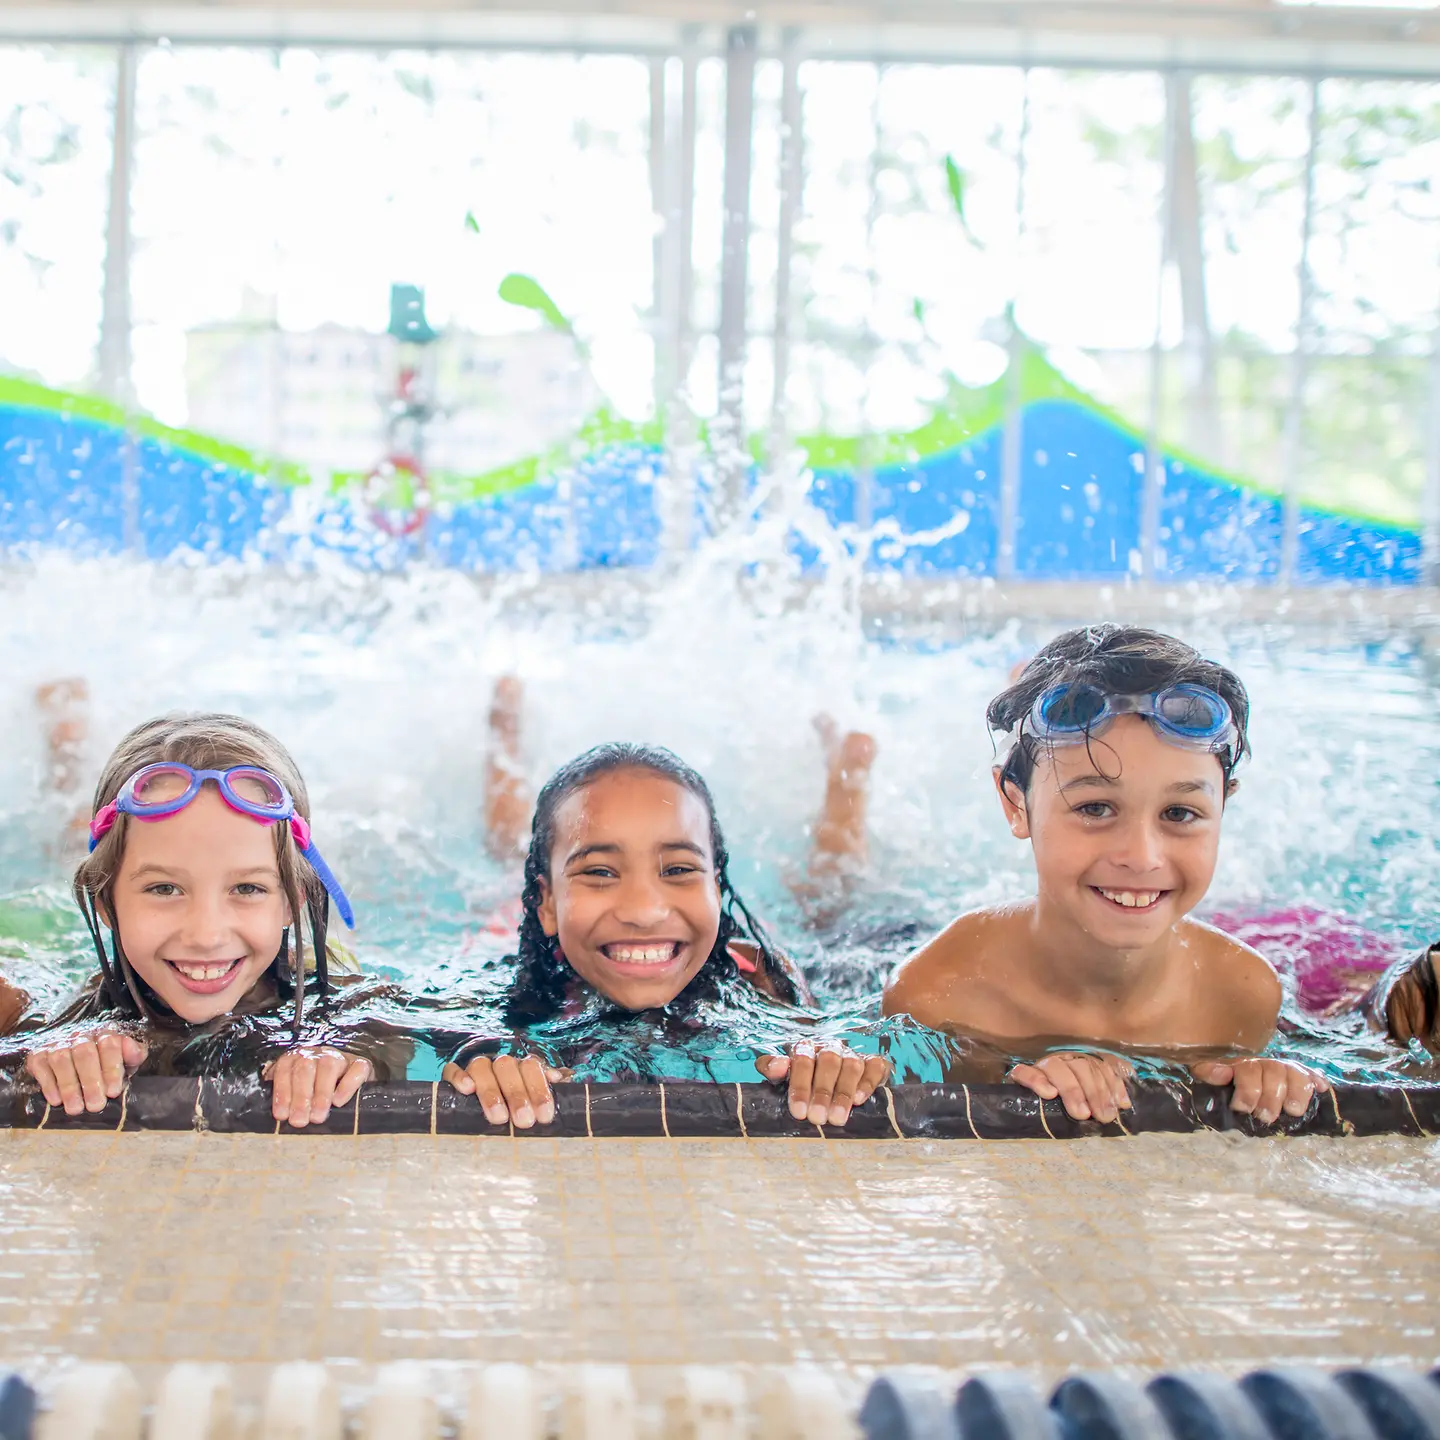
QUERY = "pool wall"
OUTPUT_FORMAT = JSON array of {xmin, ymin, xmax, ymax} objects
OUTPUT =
[{"xmin": 0, "ymin": 359, "xmax": 1421, "ymax": 583}]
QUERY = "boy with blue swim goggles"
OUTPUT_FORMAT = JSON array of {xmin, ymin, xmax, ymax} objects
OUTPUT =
[{"xmin": 88, "ymin": 763, "xmax": 355, "ymax": 929}]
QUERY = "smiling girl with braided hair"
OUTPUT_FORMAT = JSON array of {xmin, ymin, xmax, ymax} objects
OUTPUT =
[{"xmin": 443, "ymin": 742, "xmax": 891, "ymax": 1129}]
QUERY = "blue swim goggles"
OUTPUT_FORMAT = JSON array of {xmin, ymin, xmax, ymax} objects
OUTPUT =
[
  {"xmin": 88, "ymin": 763, "xmax": 355, "ymax": 928},
  {"xmin": 1028, "ymin": 682, "xmax": 1238, "ymax": 759}
]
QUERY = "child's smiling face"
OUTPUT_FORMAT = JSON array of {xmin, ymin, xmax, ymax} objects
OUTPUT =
[
  {"xmin": 537, "ymin": 768, "xmax": 722, "ymax": 1011},
  {"xmin": 108, "ymin": 787, "xmax": 290, "ymax": 1022},
  {"xmin": 998, "ymin": 714, "xmax": 1229, "ymax": 951}
]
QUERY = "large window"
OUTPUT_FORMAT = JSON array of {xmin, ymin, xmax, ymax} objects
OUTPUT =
[
  {"xmin": 3, "ymin": 39, "xmax": 1437, "ymax": 563},
  {"xmin": 0, "ymin": 46, "xmax": 114, "ymax": 389},
  {"xmin": 129, "ymin": 48, "xmax": 653, "ymax": 472}
]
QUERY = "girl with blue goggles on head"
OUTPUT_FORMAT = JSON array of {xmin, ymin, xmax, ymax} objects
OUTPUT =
[
  {"xmin": 6, "ymin": 712, "xmax": 410, "ymax": 1128},
  {"xmin": 884, "ymin": 623, "xmax": 1332, "ymax": 1129}
]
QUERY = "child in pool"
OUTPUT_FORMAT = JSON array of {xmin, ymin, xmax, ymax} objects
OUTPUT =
[
  {"xmin": 884, "ymin": 624, "xmax": 1328, "ymax": 1125},
  {"xmin": 445, "ymin": 742, "xmax": 892, "ymax": 1128},
  {"xmin": 8, "ymin": 712, "xmax": 409, "ymax": 1128}
]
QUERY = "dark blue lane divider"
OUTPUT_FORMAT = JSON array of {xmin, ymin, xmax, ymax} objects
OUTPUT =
[
  {"xmin": 861, "ymin": 1369, "xmax": 1440, "ymax": 1440},
  {"xmin": 0, "ymin": 1373, "xmax": 35, "ymax": 1440}
]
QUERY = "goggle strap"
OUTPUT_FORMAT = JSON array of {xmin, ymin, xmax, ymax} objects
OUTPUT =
[
  {"xmin": 298, "ymin": 840, "xmax": 356, "ymax": 930},
  {"xmin": 88, "ymin": 802, "xmax": 118, "ymax": 852}
]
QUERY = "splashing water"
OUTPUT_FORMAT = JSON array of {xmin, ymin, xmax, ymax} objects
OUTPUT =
[{"xmin": 1, "ymin": 534, "xmax": 1438, "ymax": 1083}]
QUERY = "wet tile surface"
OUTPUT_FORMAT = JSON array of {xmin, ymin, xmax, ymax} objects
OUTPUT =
[{"xmin": 0, "ymin": 1130, "xmax": 1436, "ymax": 1387}]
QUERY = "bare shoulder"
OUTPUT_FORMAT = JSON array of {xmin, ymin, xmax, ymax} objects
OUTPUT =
[
  {"xmin": 1179, "ymin": 918, "xmax": 1281, "ymax": 1046},
  {"xmin": 883, "ymin": 905, "xmax": 1028, "ymax": 1025}
]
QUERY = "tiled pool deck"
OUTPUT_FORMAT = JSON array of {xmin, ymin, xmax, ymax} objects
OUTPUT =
[{"xmin": 0, "ymin": 1130, "xmax": 1436, "ymax": 1399}]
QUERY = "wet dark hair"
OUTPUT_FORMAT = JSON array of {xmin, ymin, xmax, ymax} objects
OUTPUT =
[
  {"xmin": 503, "ymin": 742, "xmax": 794, "ymax": 1027},
  {"xmin": 989, "ymin": 624, "xmax": 1250, "ymax": 795}
]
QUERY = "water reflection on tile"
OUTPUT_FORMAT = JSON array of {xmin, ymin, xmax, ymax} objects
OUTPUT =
[{"xmin": 0, "ymin": 1130, "xmax": 1435, "ymax": 1388}]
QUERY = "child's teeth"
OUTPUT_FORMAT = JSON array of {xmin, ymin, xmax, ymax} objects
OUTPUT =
[
  {"xmin": 175, "ymin": 962, "xmax": 234, "ymax": 980},
  {"xmin": 610, "ymin": 945, "xmax": 675, "ymax": 964},
  {"xmin": 1100, "ymin": 889, "xmax": 1160, "ymax": 908}
]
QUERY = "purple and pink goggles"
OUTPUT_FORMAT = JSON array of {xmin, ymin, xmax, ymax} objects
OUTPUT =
[{"xmin": 88, "ymin": 763, "xmax": 355, "ymax": 929}]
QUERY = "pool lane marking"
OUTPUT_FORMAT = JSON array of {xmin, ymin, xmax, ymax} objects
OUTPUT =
[
  {"xmin": 733, "ymin": 1083, "xmax": 749, "ymax": 1139},
  {"xmin": 659, "ymin": 1082, "xmax": 671, "ymax": 1139},
  {"xmin": 961, "ymin": 1085, "xmax": 979, "ymax": 1140},
  {"xmin": 1328, "ymin": 1086, "xmax": 1353, "ymax": 1135},
  {"xmin": 117, "ymin": 1084, "xmax": 128, "ymax": 1133},
  {"xmin": 351, "ymin": 1082, "xmax": 362, "ymax": 1137},
  {"xmin": 36, "ymin": 1102, "xmax": 49, "ymax": 1132},
  {"xmin": 429, "ymin": 1081, "xmax": 438, "ymax": 1137},
  {"xmin": 584, "ymin": 1082, "xmax": 594, "ymax": 1138},
  {"xmin": 1399, "ymin": 1088, "xmax": 1432, "ymax": 1137},
  {"xmin": 195, "ymin": 1076, "xmax": 206, "ymax": 1132},
  {"xmin": 1037, "ymin": 1097, "xmax": 1056, "ymax": 1140},
  {"xmin": 882, "ymin": 1086, "xmax": 905, "ymax": 1140}
]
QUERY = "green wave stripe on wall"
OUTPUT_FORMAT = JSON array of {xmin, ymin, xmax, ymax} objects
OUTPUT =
[
  {"xmin": 795, "ymin": 345, "xmax": 1273, "ymax": 498},
  {"xmin": 0, "ymin": 375, "xmax": 666, "ymax": 506},
  {"xmin": 0, "ymin": 362, "xmax": 1416, "ymax": 532}
]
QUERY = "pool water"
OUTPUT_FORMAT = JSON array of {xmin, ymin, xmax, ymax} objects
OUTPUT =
[{"xmin": 1, "ymin": 554, "xmax": 1438, "ymax": 1086}]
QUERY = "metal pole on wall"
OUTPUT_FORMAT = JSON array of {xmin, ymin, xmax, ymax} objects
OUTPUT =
[
  {"xmin": 1425, "ymin": 324, "xmax": 1440, "ymax": 588},
  {"xmin": 649, "ymin": 57, "xmax": 670, "ymax": 414},
  {"xmin": 1141, "ymin": 75, "xmax": 1177, "ymax": 582},
  {"xmin": 997, "ymin": 69, "xmax": 1031, "ymax": 582},
  {"xmin": 99, "ymin": 43, "xmax": 139, "ymax": 552},
  {"xmin": 1281, "ymin": 78, "xmax": 1321, "ymax": 585},
  {"xmin": 675, "ymin": 30, "xmax": 699, "ymax": 402},
  {"xmin": 657, "ymin": 37, "xmax": 699, "ymax": 561},
  {"xmin": 769, "ymin": 28, "xmax": 803, "ymax": 476},
  {"xmin": 716, "ymin": 24, "xmax": 757, "ymax": 529},
  {"xmin": 99, "ymin": 44, "xmax": 136, "ymax": 406}
]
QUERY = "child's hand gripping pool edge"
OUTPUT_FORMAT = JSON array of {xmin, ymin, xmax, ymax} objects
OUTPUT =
[
  {"xmin": 443, "ymin": 1053, "xmax": 570, "ymax": 1129},
  {"xmin": 755, "ymin": 1042, "xmax": 891, "ymax": 1127},
  {"xmin": 1009, "ymin": 1050, "xmax": 1134, "ymax": 1123},
  {"xmin": 1190, "ymin": 1055, "xmax": 1329, "ymax": 1124},
  {"xmin": 266, "ymin": 1046, "xmax": 374, "ymax": 1128},
  {"xmin": 25, "ymin": 1027, "xmax": 379, "ymax": 1129},
  {"xmin": 26, "ymin": 1029, "xmax": 148, "ymax": 1115}
]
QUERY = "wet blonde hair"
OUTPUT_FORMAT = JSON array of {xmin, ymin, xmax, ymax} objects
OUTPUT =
[{"xmin": 75, "ymin": 712, "xmax": 333, "ymax": 1031}]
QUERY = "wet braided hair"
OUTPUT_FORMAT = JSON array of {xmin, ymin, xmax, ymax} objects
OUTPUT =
[
  {"xmin": 503, "ymin": 742, "xmax": 794, "ymax": 1027},
  {"xmin": 989, "ymin": 624, "xmax": 1251, "ymax": 795}
]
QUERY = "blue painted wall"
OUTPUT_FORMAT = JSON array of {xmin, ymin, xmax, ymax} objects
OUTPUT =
[{"xmin": 0, "ymin": 396, "xmax": 1422, "ymax": 584}]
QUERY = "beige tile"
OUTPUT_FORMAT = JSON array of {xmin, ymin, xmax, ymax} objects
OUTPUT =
[{"xmin": 0, "ymin": 1130, "xmax": 1436, "ymax": 1391}]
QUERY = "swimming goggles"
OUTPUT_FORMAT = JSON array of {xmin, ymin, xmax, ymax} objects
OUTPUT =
[
  {"xmin": 88, "ymin": 763, "xmax": 355, "ymax": 928},
  {"xmin": 1027, "ymin": 682, "xmax": 1238, "ymax": 759}
]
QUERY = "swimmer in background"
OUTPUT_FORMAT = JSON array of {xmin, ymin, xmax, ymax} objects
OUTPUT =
[
  {"xmin": 36, "ymin": 676, "xmax": 90, "ymax": 801},
  {"xmin": 1360, "ymin": 940, "xmax": 1438, "ymax": 1053},
  {"xmin": 883, "ymin": 625, "xmax": 1330, "ymax": 1125},
  {"xmin": 3, "ymin": 712, "xmax": 410, "ymax": 1126},
  {"xmin": 484, "ymin": 674, "xmax": 531, "ymax": 861},
  {"xmin": 0, "ymin": 679, "xmax": 98, "ymax": 1034},
  {"xmin": 445, "ymin": 742, "xmax": 892, "ymax": 1129}
]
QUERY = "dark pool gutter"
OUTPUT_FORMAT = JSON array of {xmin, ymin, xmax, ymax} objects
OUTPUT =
[{"xmin": 1, "ymin": 1077, "xmax": 1437, "ymax": 1139}]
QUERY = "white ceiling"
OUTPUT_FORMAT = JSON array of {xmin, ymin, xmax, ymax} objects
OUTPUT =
[{"xmin": 2, "ymin": 0, "xmax": 1438, "ymax": 75}]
